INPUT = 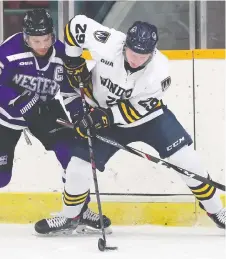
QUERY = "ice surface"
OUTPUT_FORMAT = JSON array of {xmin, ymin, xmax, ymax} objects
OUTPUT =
[{"xmin": 0, "ymin": 224, "xmax": 225, "ymax": 259}]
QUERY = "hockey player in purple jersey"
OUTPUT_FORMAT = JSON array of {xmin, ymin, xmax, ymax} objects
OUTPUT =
[{"xmin": 0, "ymin": 9, "xmax": 111, "ymax": 235}]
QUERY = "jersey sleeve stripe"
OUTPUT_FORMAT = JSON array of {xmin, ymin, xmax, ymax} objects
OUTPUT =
[
  {"xmin": 126, "ymin": 100, "xmax": 142, "ymax": 118},
  {"xmin": 118, "ymin": 99, "xmax": 164, "ymax": 124},
  {"xmin": 129, "ymin": 107, "xmax": 140, "ymax": 119},
  {"xmin": 64, "ymin": 24, "xmax": 74, "ymax": 46},
  {"xmin": 121, "ymin": 100, "xmax": 142, "ymax": 122},
  {"xmin": 64, "ymin": 22, "xmax": 79, "ymax": 47},
  {"xmin": 119, "ymin": 102, "xmax": 136, "ymax": 123}
]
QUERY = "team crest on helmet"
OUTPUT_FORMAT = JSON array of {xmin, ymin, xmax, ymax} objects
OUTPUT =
[{"xmin": 130, "ymin": 26, "xmax": 137, "ymax": 33}]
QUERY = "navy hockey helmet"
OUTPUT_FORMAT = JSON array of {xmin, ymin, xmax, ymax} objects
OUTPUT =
[
  {"xmin": 23, "ymin": 8, "xmax": 54, "ymax": 36},
  {"xmin": 126, "ymin": 21, "xmax": 158, "ymax": 54}
]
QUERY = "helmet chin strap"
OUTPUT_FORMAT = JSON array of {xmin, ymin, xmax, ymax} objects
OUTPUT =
[{"xmin": 123, "ymin": 45, "xmax": 156, "ymax": 68}]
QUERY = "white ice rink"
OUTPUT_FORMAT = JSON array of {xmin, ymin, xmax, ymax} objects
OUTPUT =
[{"xmin": 0, "ymin": 224, "xmax": 225, "ymax": 259}]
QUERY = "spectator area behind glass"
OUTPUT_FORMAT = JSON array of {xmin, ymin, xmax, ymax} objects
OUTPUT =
[{"xmin": 3, "ymin": 1, "xmax": 58, "ymax": 40}]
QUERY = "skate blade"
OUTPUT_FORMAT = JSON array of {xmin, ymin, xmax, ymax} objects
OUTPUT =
[
  {"xmin": 76, "ymin": 224, "xmax": 113, "ymax": 235},
  {"xmin": 33, "ymin": 226, "xmax": 112, "ymax": 237},
  {"xmin": 33, "ymin": 228, "xmax": 75, "ymax": 237}
]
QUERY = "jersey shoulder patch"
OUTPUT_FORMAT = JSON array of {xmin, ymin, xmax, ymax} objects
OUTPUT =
[
  {"xmin": 93, "ymin": 30, "xmax": 110, "ymax": 43},
  {"xmin": 161, "ymin": 76, "xmax": 171, "ymax": 91}
]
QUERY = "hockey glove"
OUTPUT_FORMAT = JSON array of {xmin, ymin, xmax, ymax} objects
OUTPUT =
[
  {"xmin": 13, "ymin": 92, "xmax": 67, "ymax": 132},
  {"xmin": 75, "ymin": 107, "xmax": 113, "ymax": 138},
  {"xmin": 64, "ymin": 55, "xmax": 91, "ymax": 89},
  {"xmin": 12, "ymin": 90, "xmax": 41, "ymax": 122}
]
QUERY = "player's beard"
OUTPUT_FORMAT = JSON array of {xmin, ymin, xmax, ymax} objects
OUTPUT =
[{"xmin": 32, "ymin": 46, "xmax": 53, "ymax": 58}]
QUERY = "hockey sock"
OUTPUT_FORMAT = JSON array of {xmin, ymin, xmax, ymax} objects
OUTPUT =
[
  {"xmin": 62, "ymin": 157, "xmax": 92, "ymax": 218},
  {"xmin": 168, "ymin": 145, "xmax": 223, "ymax": 214}
]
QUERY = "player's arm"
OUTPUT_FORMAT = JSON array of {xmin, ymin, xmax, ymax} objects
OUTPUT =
[
  {"xmin": 0, "ymin": 50, "xmax": 39, "ymax": 118},
  {"xmin": 109, "ymin": 59, "xmax": 171, "ymax": 125},
  {"xmin": 64, "ymin": 15, "xmax": 92, "ymax": 89},
  {"xmin": 0, "ymin": 50, "xmax": 15, "ymax": 86},
  {"xmin": 64, "ymin": 14, "xmax": 112, "ymax": 58},
  {"xmin": 110, "ymin": 76, "xmax": 171, "ymax": 125},
  {"xmin": 63, "ymin": 15, "xmax": 111, "ymax": 89},
  {"xmin": 74, "ymin": 74, "xmax": 171, "ymax": 138}
]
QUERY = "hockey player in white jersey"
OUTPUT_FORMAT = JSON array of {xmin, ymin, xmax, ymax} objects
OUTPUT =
[{"xmin": 35, "ymin": 15, "xmax": 225, "ymax": 234}]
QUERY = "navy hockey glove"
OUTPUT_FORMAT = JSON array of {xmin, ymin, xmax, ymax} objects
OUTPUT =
[
  {"xmin": 64, "ymin": 55, "xmax": 91, "ymax": 89},
  {"xmin": 75, "ymin": 107, "xmax": 113, "ymax": 138}
]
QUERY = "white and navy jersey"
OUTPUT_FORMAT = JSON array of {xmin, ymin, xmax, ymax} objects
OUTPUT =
[
  {"xmin": 0, "ymin": 33, "xmax": 67, "ymax": 130},
  {"xmin": 64, "ymin": 15, "xmax": 171, "ymax": 127}
]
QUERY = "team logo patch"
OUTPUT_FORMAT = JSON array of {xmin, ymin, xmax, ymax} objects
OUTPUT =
[
  {"xmin": 94, "ymin": 30, "xmax": 110, "ymax": 43},
  {"xmin": 161, "ymin": 76, "xmax": 171, "ymax": 91}
]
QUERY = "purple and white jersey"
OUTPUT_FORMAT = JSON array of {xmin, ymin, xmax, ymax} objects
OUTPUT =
[{"xmin": 0, "ymin": 33, "xmax": 67, "ymax": 130}]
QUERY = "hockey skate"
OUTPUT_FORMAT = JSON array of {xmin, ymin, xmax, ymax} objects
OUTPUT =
[
  {"xmin": 34, "ymin": 215, "xmax": 80, "ymax": 235},
  {"xmin": 34, "ymin": 206, "xmax": 112, "ymax": 235},
  {"xmin": 76, "ymin": 205, "xmax": 112, "ymax": 234},
  {"xmin": 199, "ymin": 202, "xmax": 226, "ymax": 229},
  {"xmin": 207, "ymin": 208, "xmax": 226, "ymax": 229}
]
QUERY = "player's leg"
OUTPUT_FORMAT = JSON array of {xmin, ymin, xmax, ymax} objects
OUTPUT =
[
  {"xmin": 31, "ymin": 101, "xmax": 115, "ymax": 234},
  {"xmin": 0, "ymin": 125, "xmax": 22, "ymax": 188},
  {"xmin": 60, "ymin": 136, "xmax": 118, "ymax": 234},
  {"xmin": 73, "ymin": 125, "xmax": 139, "ymax": 233},
  {"xmin": 142, "ymin": 107, "xmax": 225, "ymax": 228},
  {"xmin": 34, "ymin": 135, "xmax": 116, "ymax": 235},
  {"xmin": 34, "ymin": 120, "xmax": 133, "ymax": 235},
  {"xmin": 51, "ymin": 104, "xmax": 129, "ymax": 234},
  {"xmin": 168, "ymin": 145, "xmax": 225, "ymax": 228}
]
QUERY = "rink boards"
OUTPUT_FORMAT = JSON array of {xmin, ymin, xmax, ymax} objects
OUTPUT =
[{"xmin": 0, "ymin": 49, "xmax": 225, "ymax": 226}]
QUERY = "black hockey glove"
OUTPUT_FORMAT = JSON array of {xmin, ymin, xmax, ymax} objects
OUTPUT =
[
  {"xmin": 75, "ymin": 107, "xmax": 114, "ymax": 138},
  {"xmin": 13, "ymin": 92, "xmax": 67, "ymax": 132},
  {"xmin": 38, "ymin": 99, "xmax": 69, "ymax": 132},
  {"xmin": 64, "ymin": 55, "xmax": 91, "ymax": 89}
]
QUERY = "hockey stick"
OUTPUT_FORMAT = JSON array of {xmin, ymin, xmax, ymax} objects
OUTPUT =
[
  {"xmin": 56, "ymin": 118, "xmax": 226, "ymax": 192},
  {"xmin": 78, "ymin": 81, "xmax": 118, "ymax": 252},
  {"xmin": 23, "ymin": 128, "xmax": 32, "ymax": 145}
]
